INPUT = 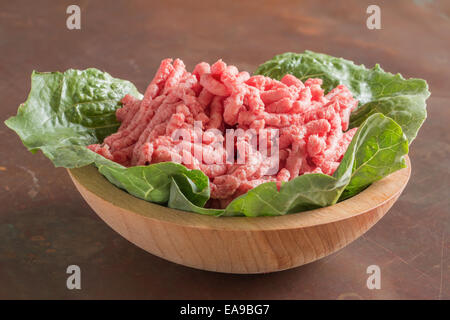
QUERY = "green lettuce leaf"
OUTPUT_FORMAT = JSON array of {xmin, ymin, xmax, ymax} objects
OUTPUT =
[
  {"xmin": 168, "ymin": 177, "xmax": 224, "ymax": 216},
  {"xmin": 255, "ymin": 50, "xmax": 430, "ymax": 143},
  {"xmin": 349, "ymin": 94, "xmax": 427, "ymax": 144},
  {"xmin": 98, "ymin": 162, "xmax": 210, "ymax": 205},
  {"xmin": 5, "ymin": 69, "xmax": 141, "ymax": 168},
  {"xmin": 339, "ymin": 113, "xmax": 408, "ymax": 200}
]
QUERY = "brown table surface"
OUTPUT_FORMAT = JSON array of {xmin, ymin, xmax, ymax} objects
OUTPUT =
[{"xmin": 0, "ymin": 0, "xmax": 448, "ymax": 300}]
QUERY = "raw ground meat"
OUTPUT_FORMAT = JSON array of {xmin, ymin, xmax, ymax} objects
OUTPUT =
[{"xmin": 88, "ymin": 58, "xmax": 358, "ymax": 208}]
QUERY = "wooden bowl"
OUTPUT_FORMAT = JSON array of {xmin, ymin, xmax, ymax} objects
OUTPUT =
[{"xmin": 68, "ymin": 156, "xmax": 410, "ymax": 274}]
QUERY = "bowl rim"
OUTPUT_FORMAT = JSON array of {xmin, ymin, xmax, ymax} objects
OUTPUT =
[{"xmin": 68, "ymin": 156, "xmax": 411, "ymax": 232}]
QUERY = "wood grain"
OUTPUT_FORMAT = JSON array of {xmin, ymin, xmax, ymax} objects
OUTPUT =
[{"xmin": 67, "ymin": 156, "xmax": 411, "ymax": 274}]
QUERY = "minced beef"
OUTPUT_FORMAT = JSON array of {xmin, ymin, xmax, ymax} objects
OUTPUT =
[{"xmin": 88, "ymin": 58, "xmax": 358, "ymax": 208}]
